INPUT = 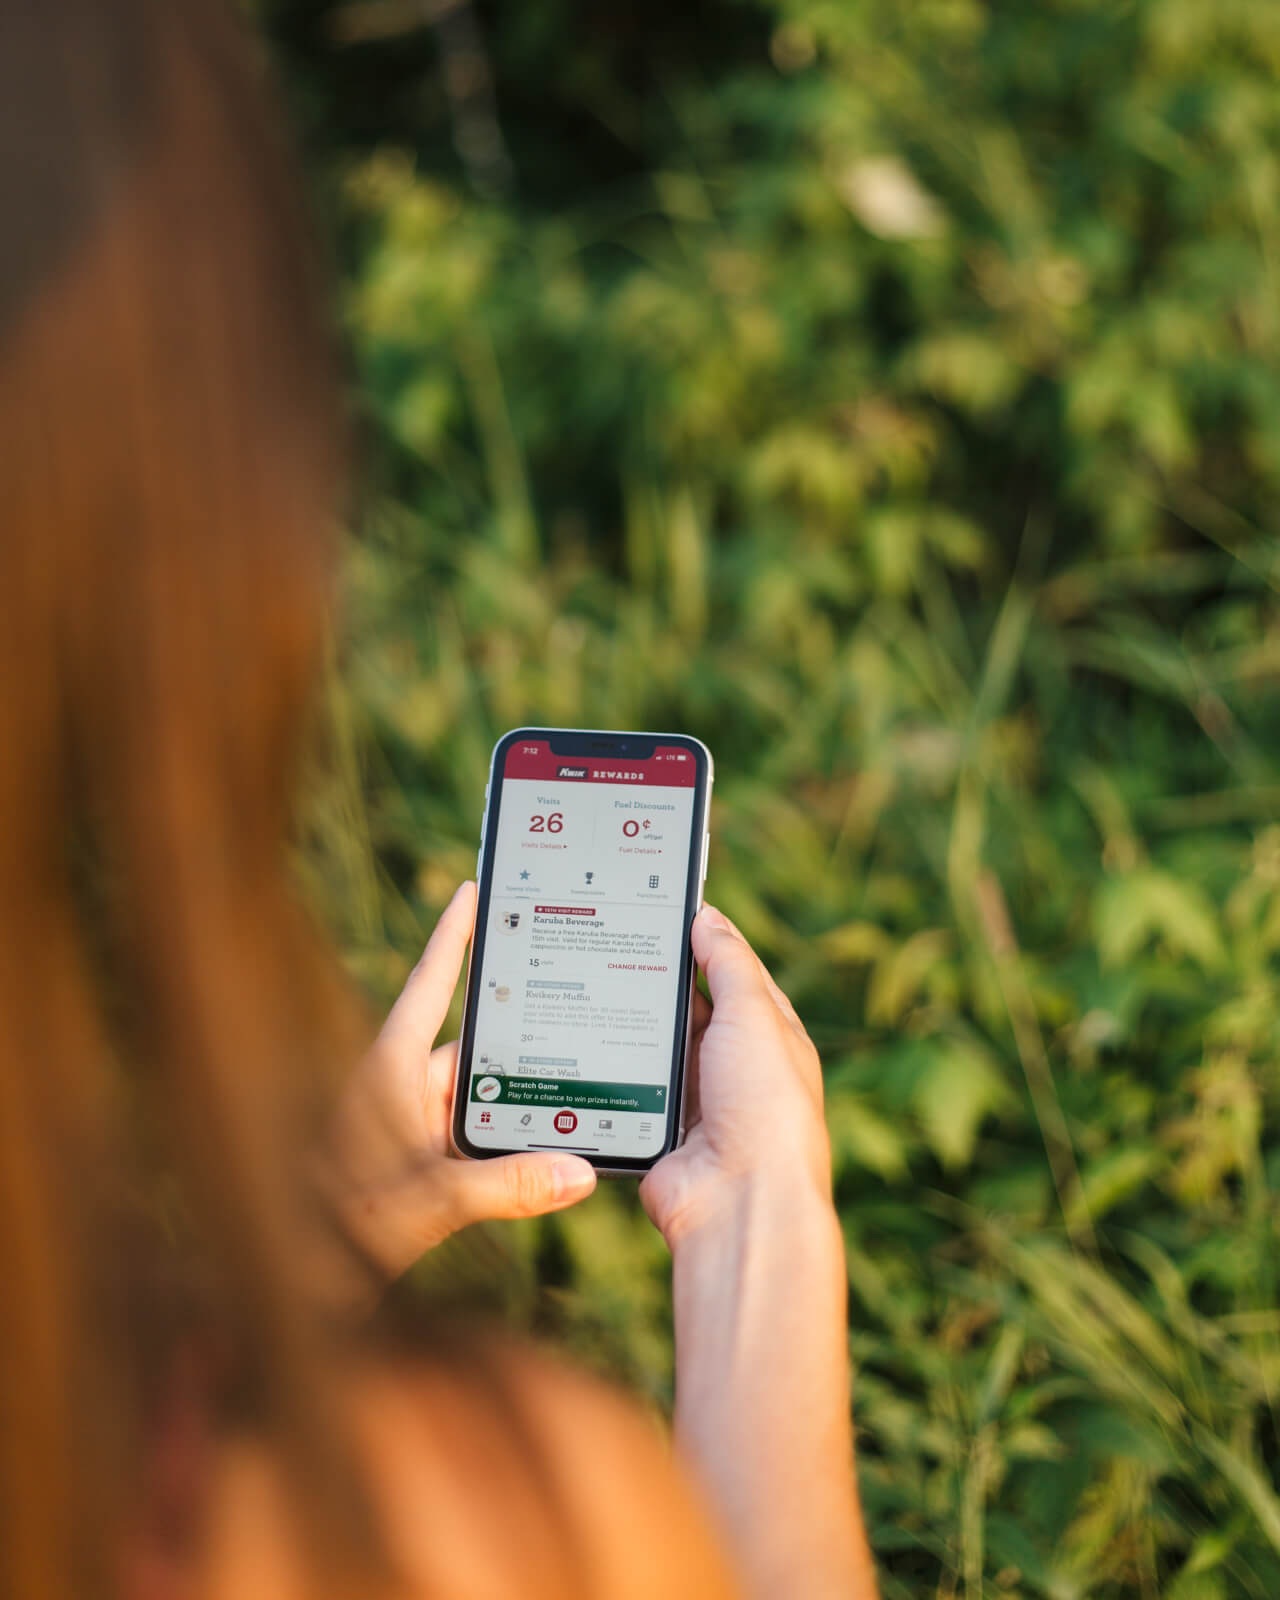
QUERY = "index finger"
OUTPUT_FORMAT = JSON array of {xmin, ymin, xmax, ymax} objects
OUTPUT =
[
  {"xmin": 690, "ymin": 904, "xmax": 777, "ymax": 1011},
  {"xmin": 692, "ymin": 905, "xmax": 808, "ymax": 1039}
]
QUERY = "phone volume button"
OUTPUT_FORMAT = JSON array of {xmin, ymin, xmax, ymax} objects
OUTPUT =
[{"xmin": 700, "ymin": 831, "xmax": 710, "ymax": 881}]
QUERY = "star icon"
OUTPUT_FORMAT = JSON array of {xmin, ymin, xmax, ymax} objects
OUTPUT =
[{"xmin": 519, "ymin": 870, "xmax": 530, "ymax": 881}]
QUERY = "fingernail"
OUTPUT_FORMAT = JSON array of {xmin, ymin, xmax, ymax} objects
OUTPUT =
[
  {"xmin": 553, "ymin": 1161, "xmax": 596, "ymax": 1201},
  {"xmin": 699, "ymin": 903, "xmax": 729, "ymax": 931}
]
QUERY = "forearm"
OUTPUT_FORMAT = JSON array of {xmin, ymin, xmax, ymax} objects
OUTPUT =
[{"xmin": 669, "ymin": 1175, "xmax": 877, "ymax": 1600}]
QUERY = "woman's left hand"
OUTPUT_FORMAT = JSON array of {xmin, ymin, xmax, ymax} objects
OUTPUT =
[{"xmin": 321, "ymin": 881, "xmax": 597, "ymax": 1282}]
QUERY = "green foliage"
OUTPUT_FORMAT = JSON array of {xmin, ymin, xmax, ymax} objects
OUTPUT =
[{"xmin": 269, "ymin": 0, "xmax": 1280, "ymax": 1593}]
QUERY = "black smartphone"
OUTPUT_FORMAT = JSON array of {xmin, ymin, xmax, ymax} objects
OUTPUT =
[{"xmin": 451, "ymin": 727, "xmax": 713, "ymax": 1175}]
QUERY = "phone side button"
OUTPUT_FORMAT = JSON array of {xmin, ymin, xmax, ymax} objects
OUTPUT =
[{"xmin": 700, "ymin": 831, "xmax": 711, "ymax": 883}]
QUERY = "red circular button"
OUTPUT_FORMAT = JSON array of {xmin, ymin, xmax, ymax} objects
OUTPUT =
[{"xmin": 554, "ymin": 1110, "xmax": 578, "ymax": 1135}]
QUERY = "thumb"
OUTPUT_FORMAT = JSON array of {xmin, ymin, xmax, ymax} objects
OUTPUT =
[{"xmin": 444, "ymin": 1151, "xmax": 597, "ymax": 1227}]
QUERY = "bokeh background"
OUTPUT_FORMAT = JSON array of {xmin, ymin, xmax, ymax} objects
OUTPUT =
[{"xmin": 258, "ymin": 2, "xmax": 1280, "ymax": 1594}]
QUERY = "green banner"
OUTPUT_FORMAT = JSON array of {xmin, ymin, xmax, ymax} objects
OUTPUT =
[{"xmin": 469, "ymin": 1074, "xmax": 668, "ymax": 1114}]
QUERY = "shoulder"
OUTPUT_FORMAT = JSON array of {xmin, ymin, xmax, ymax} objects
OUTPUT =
[{"xmin": 202, "ymin": 1335, "xmax": 740, "ymax": 1600}]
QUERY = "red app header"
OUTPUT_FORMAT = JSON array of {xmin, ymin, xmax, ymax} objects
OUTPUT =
[{"xmin": 503, "ymin": 739, "xmax": 698, "ymax": 787}]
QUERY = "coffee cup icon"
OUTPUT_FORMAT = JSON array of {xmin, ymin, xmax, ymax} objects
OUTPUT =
[
  {"xmin": 495, "ymin": 985, "xmax": 511, "ymax": 1003},
  {"xmin": 501, "ymin": 911, "xmax": 521, "ymax": 933}
]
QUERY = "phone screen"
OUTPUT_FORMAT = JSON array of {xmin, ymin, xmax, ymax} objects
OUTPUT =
[{"xmin": 456, "ymin": 731, "xmax": 710, "ymax": 1167}]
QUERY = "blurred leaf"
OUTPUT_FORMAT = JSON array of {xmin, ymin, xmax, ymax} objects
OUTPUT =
[
  {"xmin": 867, "ymin": 929, "xmax": 952, "ymax": 1025},
  {"xmin": 827, "ymin": 1091, "xmax": 910, "ymax": 1181},
  {"xmin": 1095, "ymin": 870, "xmax": 1228, "ymax": 971},
  {"xmin": 1065, "ymin": 1145, "xmax": 1166, "ymax": 1229},
  {"xmin": 911, "ymin": 1038, "xmax": 1012, "ymax": 1170}
]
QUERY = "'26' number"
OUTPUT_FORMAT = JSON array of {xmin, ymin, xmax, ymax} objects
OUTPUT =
[{"xmin": 528, "ymin": 812, "xmax": 564, "ymax": 833}]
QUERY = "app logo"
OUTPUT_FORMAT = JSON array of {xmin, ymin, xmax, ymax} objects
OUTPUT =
[
  {"xmin": 476, "ymin": 1076, "xmax": 502, "ymax": 1102},
  {"xmin": 554, "ymin": 1110, "xmax": 578, "ymax": 1135},
  {"xmin": 556, "ymin": 765, "xmax": 588, "ymax": 779}
]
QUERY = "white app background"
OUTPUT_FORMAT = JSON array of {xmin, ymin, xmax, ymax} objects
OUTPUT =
[{"xmin": 465, "ymin": 769, "xmax": 696, "ymax": 1158}]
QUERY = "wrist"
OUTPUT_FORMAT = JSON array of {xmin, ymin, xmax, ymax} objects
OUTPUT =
[
  {"xmin": 663, "ymin": 1162, "xmax": 840, "ymax": 1259},
  {"xmin": 665, "ymin": 1167, "xmax": 867, "ymax": 1600}
]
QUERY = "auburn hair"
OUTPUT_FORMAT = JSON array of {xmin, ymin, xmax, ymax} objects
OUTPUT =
[{"xmin": 0, "ymin": 1, "xmax": 387, "ymax": 1591}]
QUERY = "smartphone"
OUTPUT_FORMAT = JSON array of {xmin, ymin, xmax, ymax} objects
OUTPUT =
[{"xmin": 451, "ymin": 727, "xmax": 713, "ymax": 1175}]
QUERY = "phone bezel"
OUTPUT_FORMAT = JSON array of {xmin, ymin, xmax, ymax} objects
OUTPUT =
[{"xmin": 450, "ymin": 726, "xmax": 712, "ymax": 1175}]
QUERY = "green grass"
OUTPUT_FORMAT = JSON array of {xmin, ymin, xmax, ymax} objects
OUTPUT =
[{"xmin": 269, "ymin": 0, "xmax": 1280, "ymax": 1591}]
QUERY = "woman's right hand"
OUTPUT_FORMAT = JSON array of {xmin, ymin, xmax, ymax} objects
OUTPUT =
[
  {"xmin": 639, "ymin": 903, "xmax": 835, "ymax": 1248},
  {"xmin": 639, "ymin": 906, "xmax": 877, "ymax": 1599}
]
